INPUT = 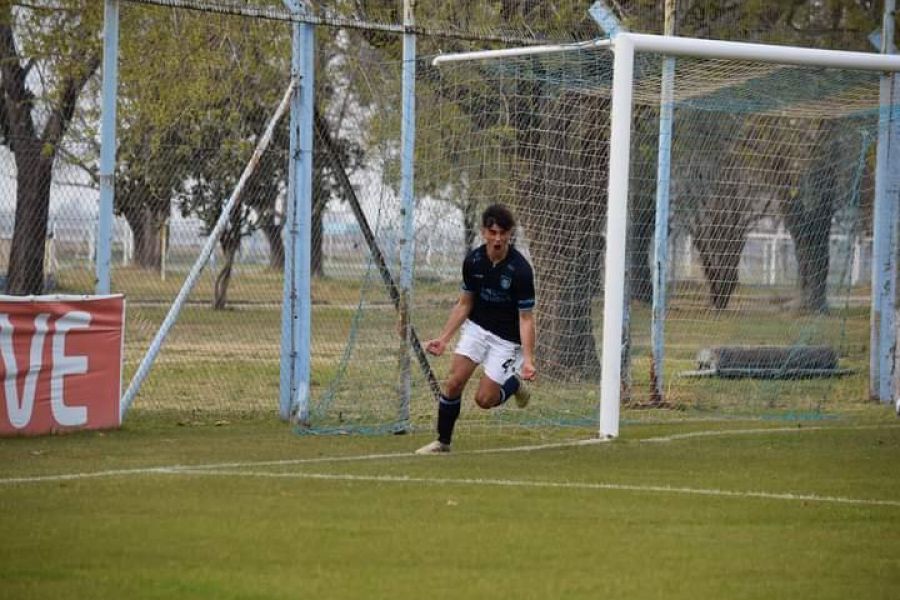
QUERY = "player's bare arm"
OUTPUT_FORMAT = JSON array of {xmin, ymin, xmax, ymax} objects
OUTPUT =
[
  {"xmin": 424, "ymin": 292, "xmax": 474, "ymax": 356},
  {"xmin": 519, "ymin": 309, "xmax": 536, "ymax": 381}
]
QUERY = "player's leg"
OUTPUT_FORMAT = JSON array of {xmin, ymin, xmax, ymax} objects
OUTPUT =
[
  {"xmin": 416, "ymin": 354, "xmax": 477, "ymax": 454},
  {"xmin": 476, "ymin": 334, "xmax": 529, "ymax": 409},
  {"xmin": 443, "ymin": 352, "xmax": 479, "ymax": 399},
  {"xmin": 474, "ymin": 372, "xmax": 529, "ymax": 409},
  {"xmin": 473, "ymin": 374, "xmax": 503, "ymax": 408},
  {"xmin": 438, "ymin": 353, "xmax": 478, "ymax": 440},
  {"xmin": 416, "ymin": 323, "xmax": 484, "ymax": 454}
]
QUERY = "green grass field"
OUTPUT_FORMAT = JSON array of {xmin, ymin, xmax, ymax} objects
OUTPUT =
[
  {"xmin": 2, "ymin": 408, "xmax": 898, "ymax": 599},
  {"xmin": 2, "ymin": 268, "xmax": 895, "ymax": 598}
]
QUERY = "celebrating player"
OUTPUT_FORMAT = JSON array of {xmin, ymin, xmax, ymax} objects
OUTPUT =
[{"xmin": 416, "ymin": 203, "xmax": 536, "ymax": 454}]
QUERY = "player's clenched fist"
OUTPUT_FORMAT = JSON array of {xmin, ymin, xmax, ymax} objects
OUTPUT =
[{"xmin": 424, "ymin": 339, "xmax": 446, "ymax": 356}]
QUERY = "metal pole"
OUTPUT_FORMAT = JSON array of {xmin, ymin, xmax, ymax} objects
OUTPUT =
[
  {"xmin": 871, "ymin": 0, "xmax": 897, "ymax": 402},
  {"xmin": 292, "ymin": 20, "xmax": 316, "ymax": 423},
  {"xmin": 96, "ymin": 0, "xmax": 119, "ymax": 295},
  {"xmin": 589, "ymin": 0, "xmax": 627, "ymax": 432},
  {"xmin": 883, "ymin": 1, "xmax": 899, "ymax": 404},
  {"xmin": 432, "ymin": 39, "xmax": 610, "ymax": 66},
  {"xmin": 396, "ymin": 0, "xmax": 416, "ymax": 432},
  {"xmin": 627, "ymin": 32, "xmax": 900, "ymax": 70},
  {"xmin": 650, "ymin": 0, "xmax": 676, "ymax": 404},
  {"xmin": 599, "ymin": 34, "xmax": 635, "ymax": 439},
  {"xmin": 279, "ymin": 0, "xmax": 301, "ymax": 420},
  {"xmin": 434, "ymin": 33, "xmax": 900, "ymax": 72},
  {"xmin": 588, "ymin": 1, "xmax": 623, "ymax": 37},
  {"xmin": 279, "ymin": 0, "xmax": 315, "ymax": 422}
]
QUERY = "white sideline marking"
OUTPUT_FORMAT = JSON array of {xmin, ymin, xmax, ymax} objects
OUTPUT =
[
  {"xmin": 3, "ymin": 463, "xmax": 896, "ymax": 508},
  {"xmin": 168, "ymin": 468, "xmax": 900, "ymax": 508},
  {"xmin": 2, "ymin": 423, "xmax": 897, "ymax": 492},
  {"xmin": 0, "ymin": 466, "xmax": 184, "ymax": 485},
  {"xmin": 640, "ymin": 423, "xmax": 900, "ymax": 443},
  {"xmin": 0, "ymin": 439, "xmax": 608, "ymax": 485}
]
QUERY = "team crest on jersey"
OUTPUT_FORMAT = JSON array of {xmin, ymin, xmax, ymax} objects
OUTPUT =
[{"xmin": 500, "ymin": 275, "xmax": 512, "ymax": 290}]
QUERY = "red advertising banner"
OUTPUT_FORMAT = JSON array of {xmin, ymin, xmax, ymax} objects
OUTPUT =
[{"xmin": 0, "ymin": 295, "xmax": 125, "ymax": 436}]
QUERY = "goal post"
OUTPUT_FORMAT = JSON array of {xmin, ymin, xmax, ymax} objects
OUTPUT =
[
  {"xmin": 431, "ymin": 32, "xmax": 900, "ymax": 439},
  {"xmin": 97, "ymin": 0, "xmax": 900, "ymax": 435},
  {"xmin": 603, "ymin": 33, "xmax": 900, "ymax": 438}
]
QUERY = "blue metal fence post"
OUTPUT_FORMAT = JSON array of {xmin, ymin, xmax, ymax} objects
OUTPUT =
[
  {"xmin": 869, "ymin": 0, "xmax": 898, "ymax": 403},
  {"xmin": 96, "ymin": 0, "xmax": 119, "ymax": 295},
  {"xmin": 588, "ymin": 1, "xmax": 622, "ymax": 37},
  {"xmin": 650, "ymin": 0, "xmax": 676, "ymax": 404},
  {"xmin": 396, "ymin": 0, "xmax": 417, "ymax": 431},
  {"xmin": 280, "ymin": 1, "xmax": 315, "ymax": 422}
]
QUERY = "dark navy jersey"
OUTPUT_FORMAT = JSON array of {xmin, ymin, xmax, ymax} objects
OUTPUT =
[{"xmin": 462, "ymin": 244, "xmax": 535, "ymax": 344}]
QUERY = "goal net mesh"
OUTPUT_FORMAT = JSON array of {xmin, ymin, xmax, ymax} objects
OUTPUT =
[
  {"xmin": 402, "ymin": 47, "xmax": 884, "ymax": 435},
  {"xmin": 50, "ymin": 0, "xmax": 889, "ymax": 435}
]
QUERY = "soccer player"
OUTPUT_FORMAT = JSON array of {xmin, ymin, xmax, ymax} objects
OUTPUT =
[{"xmin": 416, "ymin": 203, "xmax": 536, "ymax": 454}]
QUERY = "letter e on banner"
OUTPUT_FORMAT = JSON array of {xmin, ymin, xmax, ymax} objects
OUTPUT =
[{"xmin": 0, "ymin": 295, "xmax": 125, "ymax": 436}]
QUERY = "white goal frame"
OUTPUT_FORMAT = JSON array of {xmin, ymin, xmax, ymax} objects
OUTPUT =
[{"xmin": 434, "ymin": 32, "xmax": 900, "ymax": 439}]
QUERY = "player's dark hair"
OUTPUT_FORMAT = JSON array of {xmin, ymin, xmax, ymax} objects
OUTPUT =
[{"xmin": 482, "ymin": 203, "xmax": 516, "ymax": 231}]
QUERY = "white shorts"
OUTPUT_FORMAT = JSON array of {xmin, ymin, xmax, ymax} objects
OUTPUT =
[{"xmin": 454, "ymin": 320, "xmax": 523, "ymax": 385}]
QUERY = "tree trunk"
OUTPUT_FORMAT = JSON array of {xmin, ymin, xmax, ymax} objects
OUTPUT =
[
  {"xmin": 791, "ymin": 203, "xmax": 832, "ymax": 314},
  {"xmin": 695, "ymin": 234, "xmax": 746, "ymax": 310},
  {"xmin": 0, "ymin": 16, "xmax": 100, "ymax": 294},
  {"xmin": 677, "ymin": 113, "xmax": 776, "ymax": 311},
  {"xmin": 134, "ymin": 212, "xmax": 165, "ymax": 270},
  {"xmin": 119, "ymin": 187, "xmax": 167, "ymax": 270},
  {"xmin": 516, "ymin": 90, "xmax": 607, "ymax": 380},
  {"xmin": 782, "ymin": 120, "xmax": 840, "ymax": 315},
  {"xmin": 629, "ymin": 200, "xmax": 655, "ymax": 305},
  {"xmin": 7, "ymin": 142, "xmax": 52, "ymax": 294},
  {"xmin": 311, "ymin": 184, "xmax": 326, "ymax": 278},
  {"xmin": 213, "ymin": 244, "xmax": 237, "ymax": 310},
  {"xmin": 628, "ymin": 106, "xmax": 660, "ymax": 305},
  {"xmin": 260, "ymin": 213, "xmax": 284, "ymax": 271},
  {"xmin": 213, "ymin": 209, "xmax": 243, "ymax": 310}
]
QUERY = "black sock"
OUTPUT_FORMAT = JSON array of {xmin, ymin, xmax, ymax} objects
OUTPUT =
[
  {"xmin": 498, "ymin": 376, "xmax": 521, "ymax": 405},
  {"xmin": 437, "ymin": 395, "xmax": 461, "ymax": 445}
]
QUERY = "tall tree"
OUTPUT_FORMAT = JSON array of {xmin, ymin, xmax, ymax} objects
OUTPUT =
[
  {"xmin": 781, "ymin": 119, "xmax": 857, "ymax": 314},
  {"xmin": 109, "ymin": 6, "xmax": 292, "ymax": 304},
  {"xmin": 673, "ymin": 112, "xmax": 779, "ymax": 309},
  {"xmin": 0, "ymin": 1, "xmax": 101, "ymax": 294},
  {"xmin": 518, "ymin": 88, "xmax": 609, "ymax": 379},
  {"xmin": 622, "ymin": 0, "xmax": 892, "ymax": 308},
  {"xmin": 406, "ymin": 3, "xmax": 606, "ymax": 378},
  {"xmin": 621, "ymin": 0, "xmax": 895, "ymax": 50}
]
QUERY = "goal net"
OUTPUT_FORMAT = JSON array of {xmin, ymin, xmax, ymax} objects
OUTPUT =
[
  {"xmin": 92, "ymin": 2, "xmax": 413, "ymax": 424},
  {"xmin": 107, "ymin": 1, "xmax": 428, "ymax": 428},
  {"xmin": 80, "ymin": 0, "xmax": 897, "ymax": 439},
  {"xmin": 409, "ymin": 38, "xmax": 896, "ymax": 438}
]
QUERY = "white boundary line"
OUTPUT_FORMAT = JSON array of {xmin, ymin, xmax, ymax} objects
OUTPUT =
[
  {"xmin": 638, "ymin": 424, "xmax": 898, "ymax": 443},
  {"xmin": 173, "ymin": 469, "xmax": 900, "ymax": 508},
  {"xmin": 0, "ymin": 438, "xmax": 610, "ymax": 485},
  {"xmin": 3, "ymin": 424, "xmax": 899, "ymax": 508},
  {"xmin": 4, "ymin": 464, "xmax": 896, "ymax": 508}
]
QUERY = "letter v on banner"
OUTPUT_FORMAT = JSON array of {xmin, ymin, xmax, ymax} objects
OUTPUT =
[{"xmin": 0, "ymin": 295, "xmax": 125, "ymax": 436}]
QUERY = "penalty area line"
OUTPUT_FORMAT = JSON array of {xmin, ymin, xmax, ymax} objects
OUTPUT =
[
  {"xmin": 0, "ymin": 438, "xmax": 608, "ymax": 486},
  {"xmin": 640, "ymin": 423, "xmax": 900, "ymax": 443},
  {"xmin": 2, "ymin": 423, "xmax": 897, "ymax": 487},
  {"xmin": 172, "ymin": 468, "xmax": 900, "ymax": 508}
]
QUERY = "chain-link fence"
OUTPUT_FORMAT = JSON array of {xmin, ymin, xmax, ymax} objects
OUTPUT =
[{"xmin": 1, "ymin": 1, "xmax": 895, "ymax": 430}]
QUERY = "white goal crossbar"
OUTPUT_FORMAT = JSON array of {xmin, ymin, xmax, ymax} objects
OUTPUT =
[{"xmin": 433, "ymin": 33, "xmax": 900, "ymax": 439}]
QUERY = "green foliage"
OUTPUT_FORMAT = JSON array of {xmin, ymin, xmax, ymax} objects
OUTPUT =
[
  {"xmin": 623, "ymin": 0, "xmax": 896, "ymax": 50},
  {"xmin": 117, "ymin": 5, "xmax": 291, "ymax": 216},
  {"xmin": 4, "ymin": 0, "xmax": 103, "ymax": 116}
]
